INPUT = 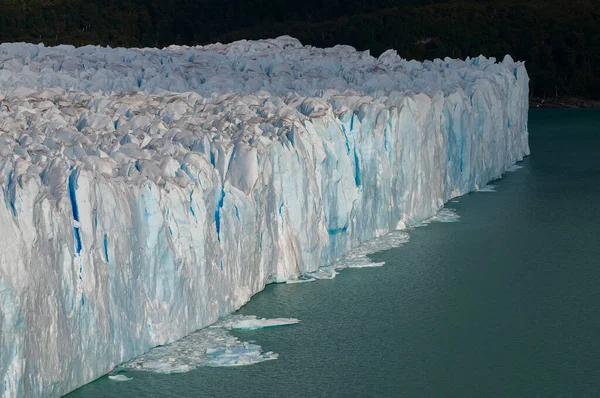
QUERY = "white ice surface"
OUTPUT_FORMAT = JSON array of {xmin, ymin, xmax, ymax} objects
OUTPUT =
[{"xmin": 0, "ymin": 36, "xmax": 529, "ymax": 397}]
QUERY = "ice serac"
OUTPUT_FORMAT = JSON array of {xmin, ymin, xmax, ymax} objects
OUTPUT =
[{"xmin": 0, "ymin": 37, "xmax": 529, "ymax": 397}]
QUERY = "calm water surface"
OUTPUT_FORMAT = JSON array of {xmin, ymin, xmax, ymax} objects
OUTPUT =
[{"xmin": 68, "ymin": 110, "xmax": 600, "ymax": 397}]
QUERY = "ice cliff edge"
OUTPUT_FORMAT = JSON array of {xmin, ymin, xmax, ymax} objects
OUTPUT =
[{"xmin": 0, "ymin": 36, "xmax": 529, "ymax": 396}]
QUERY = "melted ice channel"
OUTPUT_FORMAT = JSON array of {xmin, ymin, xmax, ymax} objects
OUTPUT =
[{"xmin": 120, "ymin": 315, "xmax": 300, "ymax": 373}]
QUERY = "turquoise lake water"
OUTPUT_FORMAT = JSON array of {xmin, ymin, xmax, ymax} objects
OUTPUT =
[{"xmin": 68, "ymin": 109, "xmax": 600, "ymax": 397}]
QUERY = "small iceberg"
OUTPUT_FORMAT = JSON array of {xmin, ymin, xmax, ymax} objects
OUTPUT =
[{"xmin": 108, "ymin": 375, "xmax": 132, "ymax": 381}]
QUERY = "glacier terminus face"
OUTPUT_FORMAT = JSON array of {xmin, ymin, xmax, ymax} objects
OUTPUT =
[{"xmin": 0, "ymin": 36, "xmax": 529, "ymax": 397}]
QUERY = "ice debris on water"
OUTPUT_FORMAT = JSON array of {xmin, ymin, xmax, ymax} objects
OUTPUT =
[
  {"xmin": 107, "ymin": 375, "xmax": 132, "ymax": 382},
  {"xmin": 505, "ymin": 164, "xmax": 523, "ymax": 172},
  {"xmin": 415, "ymin": 208, "xmax": 461, "ymax": 227},
  {"xmin": 287, "ymin": 230, "xmax": 411, "ymax": 282},
  {"xmin": 217, "ymin": 315, "xmax": 300, "ymax": 330},
  {"xmin": 477, "ymin": 184, "xmax": 497, "ymax": 192},
  {"xmin": 120, "ymin": 315, "xmax": 299, "ymax": 373}
]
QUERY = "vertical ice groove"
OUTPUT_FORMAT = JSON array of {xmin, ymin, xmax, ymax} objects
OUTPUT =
[
  {"xmin": 353, "ymin": 147, "xmax": 361, "ymax": 188},
  {"xmin": 6, "ymin": 170, "xmax": 16, "ymax": 217},
  {"xmin": 214, "ymin": 185, "xmax": 225, "ymax": 242},
  {"xmin": 68, "ymin": 169, "xmax": 82, "ymax": 255},
  {"xmin": 103, "ymin": 234, "xmax": 109, "ymax": 262},
  {"xmin": 189, "ymin": 190, "xmax": 196, "ymax": 217},
  {"xmin": 341, "ymin": 125, "xmax": 351, "ymax": 154}
]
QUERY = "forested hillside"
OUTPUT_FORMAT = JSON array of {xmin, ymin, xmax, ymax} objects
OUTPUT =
[{"xmin": 1, "ymin": 0, "xmax": 598, "ymax": 99}]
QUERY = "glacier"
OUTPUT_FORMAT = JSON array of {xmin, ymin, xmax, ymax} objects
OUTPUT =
[{"xmin": 0, "ymin": 36, "xmax": 529, "ymax": 397}]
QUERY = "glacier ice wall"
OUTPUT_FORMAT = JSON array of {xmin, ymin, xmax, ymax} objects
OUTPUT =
[{"xmin": 0, "ymin": 36, "xmax": 529, "ymax": 397}]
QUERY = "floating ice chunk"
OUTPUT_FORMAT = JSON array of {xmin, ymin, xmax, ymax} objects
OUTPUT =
[
  {"xmin": 140, "ymin": 362, "xmax": 192, "ymax": 373},
  {"xmin": 308, "ymin": 266, "xmax": 339, "ymax": 280},
  {"xmin": 477, "ymin": 184, "xmax": 496, "ymax": 192},
  {"xmin": 297, "ymin": 231, "xmax": 410, "ymax": 280},
  {"xmin": 108, "ymin": 375, "xmax": 132, "ymax": 381},
  {"xmin": 218, "ymin": 315, "xmax": 300, "ymax": 330},
  {"xmin": 430, "ymin": 208, "xmax": 461, "ymax": 222},
  {"xmin": 346, "ymin": 261, "xmax": 386, "ymax": 269},
  {"xmin": 417, "ymin": 208, "xmax": 461, "ymax": 226},
  {"xmin": 121, "ymin": 315, "xmax": 299, "ymax": 373},
  {"xmin": 205, "ymin": 348, "xmax": 278, "ymax": 367},
  {"xmin": 337, "ymin": 232, "xmax": 410, "ymax": 268},
  {"xmin": 286, "ymin": 277, "xmax": 317, "ymax": 284},
  {"xmin": 505, "ymin": 164, "xmax": 523, "ymax": 172}
]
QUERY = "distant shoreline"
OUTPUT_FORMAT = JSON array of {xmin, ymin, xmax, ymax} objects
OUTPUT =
[{"xmin": 529, "ymin": 96, "xmax": 600, "ymax": 109}]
